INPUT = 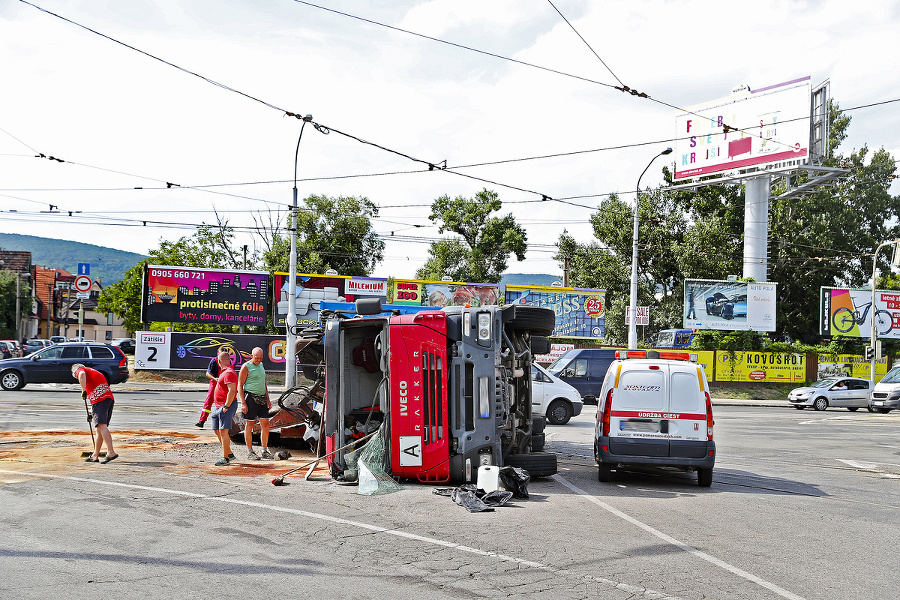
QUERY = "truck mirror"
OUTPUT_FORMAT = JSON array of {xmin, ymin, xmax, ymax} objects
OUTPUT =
[{"xmin": 356, "ymin": 297, "xmax": 383, "ymax": 315}]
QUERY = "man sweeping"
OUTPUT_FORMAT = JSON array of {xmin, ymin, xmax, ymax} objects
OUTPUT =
[{"xmin": 74, "ymin": 363, "xmax": 118, "ymax": 464}]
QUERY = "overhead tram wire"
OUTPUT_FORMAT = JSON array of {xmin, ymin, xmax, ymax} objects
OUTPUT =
[{"xmin": 547, "ymin": 0, "xmax": 625, "ymax": 87}]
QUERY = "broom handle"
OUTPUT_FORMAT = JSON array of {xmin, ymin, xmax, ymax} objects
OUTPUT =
[{"xmin": 278, "ymin": 429, "xmax": 378, "ymax": 480}]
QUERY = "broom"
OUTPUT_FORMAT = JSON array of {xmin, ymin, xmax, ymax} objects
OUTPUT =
[
  {"xmin": 80, "ymin": 392, "xmax": 106, "ymax": 458},
  {"xmin": 272, "ymin": 429, "xmax": 377, "ymax": 486}
]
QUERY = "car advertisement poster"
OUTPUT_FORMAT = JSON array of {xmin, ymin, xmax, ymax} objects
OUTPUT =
[
  {"xmin": 684, "ymin": 279, "xmax": 777, "ymax": 332},
  {"xmin": 135, "ymin": 331, "xmax": 291, "ymax": 371},
  {"xmin": 505, "ymin": 285, "xmax": 606, "ymax": 338},
  {"xmin": 817, "ymin": 353, "xmax": 887, "ymax": 382},
  {"xmin": 272, "ymin": 273, "xmax": 388, "ymax": 328},
  {"xmin": 389, "ymin": 279, "xmax": 501, "ymax": 307},
  {"xmin": 143, "ymin": 266, "xmax": 270, "ymax": 326},
  {"xmin": 819, "ymin": 287, "xmax": 900, "ymax": 339},
  {"xmin": 713, "ymin": 350, "xmax": 805, "ymax": 383}
]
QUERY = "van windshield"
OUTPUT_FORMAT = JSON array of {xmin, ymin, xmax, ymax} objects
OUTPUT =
[
  {"xmin": 656, "ymin": 332, "xmax": 675, "ymax": 347},
  {"xmin": 880, "ymin": 367, "xmax": 900, "ymax": 384},
  {"xmin": 547, "ymin": 358, "xmax": 567, "ymax": 374}
]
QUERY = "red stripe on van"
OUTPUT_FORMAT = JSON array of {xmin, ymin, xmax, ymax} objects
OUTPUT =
[{"xmin": 610, "ymin": 410, "xmax": 707, "ymax": 420}]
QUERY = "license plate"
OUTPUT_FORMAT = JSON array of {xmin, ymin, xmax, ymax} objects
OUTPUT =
[
  {"xmin": 873, "ymin": 401, "xmax": 885, "ymax": 406},
  {"xmin": 620, "ymin": 420, "xmax": 659, "ymax": 433}
]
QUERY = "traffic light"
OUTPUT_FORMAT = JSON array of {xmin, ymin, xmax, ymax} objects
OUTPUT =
[{"xmin": 865, "ymin": 346, "xmax": 875, "ymax": 361}]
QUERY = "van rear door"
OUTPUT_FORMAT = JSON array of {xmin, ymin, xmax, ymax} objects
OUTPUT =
[
  {"xmin": 667, "ymin": 366, "xmax": 709, "ymax": 459},
  {"xmin": 608, "ymin": 365, "xmax": 668, "ymax": 457}
]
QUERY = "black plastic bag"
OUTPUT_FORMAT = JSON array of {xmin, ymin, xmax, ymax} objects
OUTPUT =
[{"xmin": 498, "ymin": 466, "xmax": 530, "ymax": 499}]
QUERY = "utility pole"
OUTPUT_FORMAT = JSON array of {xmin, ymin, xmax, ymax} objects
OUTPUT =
[{"xmin": 240, "ymin": 245, "xmax": 248, "ymax": 334}]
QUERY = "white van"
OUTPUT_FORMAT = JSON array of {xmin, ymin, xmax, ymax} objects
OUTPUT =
[
  {"xmin": 870, "ymin": 365, "xmax": 900, "ymax": 413},
  {"xmin": 531, "ymin": 363, "xmax": 583, "ymax": 425},
  {"xmin": 594, "ymin": 350, "xmax": 716, "ymax": 487}
]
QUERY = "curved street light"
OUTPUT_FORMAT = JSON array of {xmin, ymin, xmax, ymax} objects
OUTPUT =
[{"xmin": 628, "ymin": 147, "xmax": 672, "ymax": 350}]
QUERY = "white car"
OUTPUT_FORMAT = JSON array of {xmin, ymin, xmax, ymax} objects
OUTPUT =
[
  {"xmin": 787, "ymin": 377, "xmax": 872, "ymax": 411},
  {"xmin": 531, "ymin": 363, "xmax": 583, "ymax": 425}
]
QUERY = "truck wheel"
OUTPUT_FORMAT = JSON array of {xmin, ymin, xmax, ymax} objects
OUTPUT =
[
  {"xmin": 505, "ymin": 451, "xmax": 557, "ymax": 478},
  {"xmin": 1, "ymin": 370, "xmax": 24, "ymax": 391},
  {"xmin": 508, "ymin": 306, "xmax": 556, "ymax": 336},
  {"xmin": 531, "ymin": 415, "xmax": 546, "ymax": 434},
  {"xmin": 546, "ymin": 400, "xmax": 573, "ymax": 425},
  {"xmin": 531, "ymin": 433, "xmax": 545, "ymax": 452},
  {"xmin": 598, "ymin": 462, "xmax": 614, "ymax": 482},
  {"xmin": 697, "ymin": 467, "xmax": 713, "ymax": 487},
  {"xmin": 530, "ymin": 335, "xmax": 551, "ymax": 355}
]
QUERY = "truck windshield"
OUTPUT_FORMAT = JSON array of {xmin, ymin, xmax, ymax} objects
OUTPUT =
[
  {"xmin": 880, "ymin": 367, "xmax": 900, "ymax": 384},
  {"xmin": 656, "ymin": 332, "xmax": 675, "ymax": 347}
]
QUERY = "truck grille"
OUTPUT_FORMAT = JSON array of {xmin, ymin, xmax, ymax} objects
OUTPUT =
[{"xmin": 422, "ymin": 351, "xmax": 444, "ymax": 444}]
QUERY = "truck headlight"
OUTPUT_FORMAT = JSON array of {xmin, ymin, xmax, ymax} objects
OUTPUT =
[{"xmin": 477, "ymin": 312, "xmax": 491, "ymax": 342}]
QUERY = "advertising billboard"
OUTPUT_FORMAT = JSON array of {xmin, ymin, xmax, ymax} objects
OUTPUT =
[
  {"xmin": 674, "ymin": 77, "xmax": 811, "ymax": 180},
  {"xmin": 135, "ymin": 331, "xmax": 290, "ymax": 371},
  {"xmin": 817, "ymin": 353, "xmax": 887, "ymax": 382},
  {"xmin": 684, "ymin": 279, "xmax": 776, "ymax": 332},
  {"xmin": 273, "ymin": 273, "xmax": 388, "ymax": 328},
  {"xmin": 505, "ymin": 285, "xmax": 606, "ymax": 338},
  {"xmin": 143, "ymin": 265, "xmax": 270, "ymax": 326},
  {"xmin": 714, "ymin": 350, "xmax": 805, "ymax": 383},
  {"xmin": 389, "ymin": 279, "xmax": 501, "ymax": 307},
  {"xmin": 819, "ymin": 287, "xmax": 900, "ymax": 339}
]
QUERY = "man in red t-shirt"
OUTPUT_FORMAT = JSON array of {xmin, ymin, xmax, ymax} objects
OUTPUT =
[
  {"xmin": 73, "ymin": 363, "xmax": 118, "ymax": 464},
  {"xmin": 210, "ymin": 349, "xmax": 238, "ymax": 466}
]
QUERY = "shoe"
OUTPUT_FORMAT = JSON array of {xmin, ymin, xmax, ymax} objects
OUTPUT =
[
  {"xmin": 215, "ymin": 457, "xmax": 230, "ymax": 466},
  {"xmin": 261, "ymin": 450, "xmax": 274, "ymax": 460},
  {"xmin": 247, "ymin": 450, "xmax": 261, "ymax": 460},
  {"xmin": 195, "ymin": 421, "xmax": 205, "ymax": 428},
  {"xmin": 228, "ymin": 453, "xmax": 235, "ymax": 460},
  {"xmin": 100, "ymin": 454, "xmax": 118, "ymax": 464},
  {"xmin": 84, "ymin": 456, "xmax": 99, "ymax": 462}
]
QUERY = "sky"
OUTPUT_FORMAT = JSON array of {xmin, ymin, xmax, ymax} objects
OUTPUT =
[{"xmin": 1, "ymin": 0, "xmax": 899, "ymax": 281}]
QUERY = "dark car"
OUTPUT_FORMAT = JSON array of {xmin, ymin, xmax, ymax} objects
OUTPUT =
[
  {"xmin": 174, "ymin": 336, "xmax": 251, "ymax": 368},
  {"xmin": 705, "ymin": 292, "xmax": 729, "ymax": 317},
  {"xmin": 22, "ymin": 339, "xmax": 52, "ymax": 356},
  {"xmin": 111, "ymin": 338, "xmax": 136, "ymax": 355},
  {"xmin": 0, "ymin": 342, "xmax": 130, "ymax": 391}
]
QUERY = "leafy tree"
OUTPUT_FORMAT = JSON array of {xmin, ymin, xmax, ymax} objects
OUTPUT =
[
  {"xmin": 0, "ymin": 270, "xmax": 32, "ymax": 339},
  {"xmin": 262, "ymin": 194, "xmax": 384, "ymax": 276},
  {"xmin": 417, "ymin": 189, "xmax": 526, "ymax": 283}
]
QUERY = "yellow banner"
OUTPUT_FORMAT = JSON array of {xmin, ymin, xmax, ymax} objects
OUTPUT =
[
  {"xmin": 714, "ymin": 351, "xmax": 806, "ymax": 383},
  {"xmin": 817, "ymin": 354, "xmax": 888, "ymax": 382}
]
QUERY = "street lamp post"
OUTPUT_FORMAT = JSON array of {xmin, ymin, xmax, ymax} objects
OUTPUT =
[
  {"xmin": 285, "ymin": 115, "xmax": 314, "ymax": 390},
  {"xmin": 628, "ymin": 147, "xmax": 672, "ymax": 350},
  {"xmin": 869, "ymin": 239, "xmax": 900, "ymax": 381}
]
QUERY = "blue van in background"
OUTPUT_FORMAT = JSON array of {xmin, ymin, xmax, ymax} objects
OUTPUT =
[
  {"xmin": 654, "ymin": 328, "xmax": 695, "ymax": 349},
  {"xmin": 547, "ymin": 348, "xmax": 621, "ymax": 405}
]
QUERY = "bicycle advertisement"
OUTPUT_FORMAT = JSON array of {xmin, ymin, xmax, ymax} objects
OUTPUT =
[{"xmin": 819, "ymin": 287, "xmax": 900, "ymax": 339}]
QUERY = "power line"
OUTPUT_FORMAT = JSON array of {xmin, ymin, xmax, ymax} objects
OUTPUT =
[{"xmin": 547, "ymin": 0, "xmax": 625, "ymax": 87}]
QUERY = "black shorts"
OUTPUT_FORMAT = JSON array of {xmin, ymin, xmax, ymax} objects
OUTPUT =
[
  {"xmin": 243, "ymin": 393, "xmax": 270, "ymax": 421},
  {"xmin": 92, "ymin": 398, "xmax": 114, "ymax": 427}
]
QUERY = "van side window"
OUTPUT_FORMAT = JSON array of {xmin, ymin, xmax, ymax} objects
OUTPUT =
[
  {"xmin": 670, "ymin": 371, "xmax": 703, "ymax": 412},
  {"xmin": 573, "ymin": 359, "xmax": 588, "ymax": 377},
  {"xmin": 616, "ymin": 370, "xmax": 665, "ymax": 411}
]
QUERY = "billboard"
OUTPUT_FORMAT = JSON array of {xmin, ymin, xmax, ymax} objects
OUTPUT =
[
  {"xmin": 389, "ymin": 279, "xmax": 501, "ymax": 307},
  {"xmin": 273, "ymin": 273, "xmax": 388, "ymax": 328},
  {"xmin": 819, "ymin": 287, "xmax": 900, "ymax": 339},
  {"xmin": 684, "ymin": 279, "xmax": 776, "ymax": 332},
  {"xmin": 714, "ymin": 350, "xmax": 805, "ymax": 383},
  {"xmin": 505, "ymin": 284, "xmax": 606, "ymax": 338},
  {"xmin": 143, "ymin": 265, "xmax": 270, "ymax": 326},
  {"xmin": 674, "ymin": 77, "xmax": 811, "ymax": 180},
  {"xmin": 135, "ymin": 331, "xmax": 290, "ymax": 371},
  {"xmin": 817, "ymin": 353, "xmax": 887, "ymax": 382}
]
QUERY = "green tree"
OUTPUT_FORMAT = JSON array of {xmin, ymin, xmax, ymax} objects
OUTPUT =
[
  {"xmin": 417, "ymin": 189, "xmax": 527, "ymax": 283},
  {"xmin": 261, "ymin": 194, "xmax": 384, "ymax": 276},
  {"xmin": 0, "ymin": 270, "xmax": 32, "ymax": 339}
]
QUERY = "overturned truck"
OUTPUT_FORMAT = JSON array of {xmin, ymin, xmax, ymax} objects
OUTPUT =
[{"xmin": 296, "ymin": 300, "xmax": 558, "ymax": 484}]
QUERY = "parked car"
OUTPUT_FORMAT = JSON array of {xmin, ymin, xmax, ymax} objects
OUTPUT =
[
  {"xmin": 22, "ymin": 339, "xmax": 52, "ymax": 356},
  {"xmin": 0, "ymin": 342, "xmax": 129, "ymax": 391},
  {"xmin": 787, "ymin": 377, "xmax": 872, "ymax": 411},
  {"xmin": 1, "ymin": 340, "xmax": 22, "ymax": 358},
  {"xmin": 111, "ymin": 338, "xmax": 136, "ymax": 355},
  {"xmin": 531, "ymin": 363, "xmax": 584, "ymax": 425},
  {"xmin": 0, "ymin": 341, "xmax": 13, "ymax": 360},
  {"xmin": 49, "ymin": 336, "xmax": 67, "ymax": 345},
  {"xmin": 174, "ymin": 336, "xmax": 252, "ymax": 368},
  {"xmin": 870, "ymin": 366, "xmax": 900, "ymax": 413}
]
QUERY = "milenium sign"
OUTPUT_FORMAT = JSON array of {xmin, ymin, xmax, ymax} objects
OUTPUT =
[{"xmin": 674, "ymin": 77, "xmax": 812, "ymax": 180}]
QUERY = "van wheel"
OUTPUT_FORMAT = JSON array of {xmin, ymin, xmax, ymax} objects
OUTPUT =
[
  {"xmin": 598, "ymin": 463, "xmax": 614, "ymax": 482},
  {"xmin": 504, "ymin": 452, "xmax": 557, "ymax": 478},
  {"xmin": 847, "ymin": 407, "xmax": 859, "ymax": 412},
  {"xmin": 546, "ymin": 400, "xmax": 573, "ymax": 425},
  {"xmin": 813, "ymin": 397, "xmax": 828, "ymax": 411},
  {"xmin": 697, "ymin": 468, "xmax": 713, "ymax": 487},
  {"xmin": 508, "ymin": 306, "xmax": 556, "ymax": 336}
]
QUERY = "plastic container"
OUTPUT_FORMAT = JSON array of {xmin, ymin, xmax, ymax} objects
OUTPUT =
[{"xmin": 477, "ymin": 465, "xmax": 500, "ymax": 493}]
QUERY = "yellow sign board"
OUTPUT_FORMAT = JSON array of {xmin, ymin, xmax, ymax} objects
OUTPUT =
[{"xmin": 714, "ymin": 351, "xmax": 806, "ymax": 383}]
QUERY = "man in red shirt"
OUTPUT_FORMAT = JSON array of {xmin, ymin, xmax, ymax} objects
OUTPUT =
[
  {"xmin": 73, "ymin": 363, "xmax": 118, "ymax": 464},
  {"xmin": 210, "ymin": 349, "xmax": 238, "ymax": 466}
]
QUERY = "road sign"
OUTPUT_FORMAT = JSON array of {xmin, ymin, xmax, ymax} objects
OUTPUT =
[
  {"xmin": 73, "ymin": 275, "xmax": 92, "ymax": 293},
  {"xmin": 77, "ymin": 263, "xmax": 90, "ymax": 276},
  {"xmin": 76, "ymin": 291, "xmax": 90, "ymax": 300},
  {"xmin": 625, "ymin": 306, "xmax": 650, "ymax": 326}
]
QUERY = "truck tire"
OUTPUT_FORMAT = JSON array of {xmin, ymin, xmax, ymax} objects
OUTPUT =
[
  {"xmin": 508, "ymin": 306, "xmax": 556, "ymax": 336},
  {"xmin": 531, "ymin": 415, "xmax": 546, "ymax": 434},
  {"xmin": 530, "ymin": 335, "xmax": 551, "ymax": 355},
  {"xmin": 531, "ymin": 433, "xmax": 545, "ymax": 452},
  {"xmin": 505, "ymin": 451, "xmax": 557, "ymax": 478}
]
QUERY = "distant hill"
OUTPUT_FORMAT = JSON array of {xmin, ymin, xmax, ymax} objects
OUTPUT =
[
  {"xmin": 0, "ymin": 233, "xmax": 146, "ymax": 285},
  {"xmin": 500, "ymin": 273, "xmax": 563, "ymax": 287}
]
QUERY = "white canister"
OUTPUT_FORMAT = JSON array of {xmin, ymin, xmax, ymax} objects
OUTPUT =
[{"xmin": 477, "ymin": 465, "xmax": 500, "ymax": 493}]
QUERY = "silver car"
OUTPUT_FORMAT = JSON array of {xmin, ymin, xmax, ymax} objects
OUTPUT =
[{"xmin": 788, "ymin": 377, "xmax": 872, "ymax": 411}]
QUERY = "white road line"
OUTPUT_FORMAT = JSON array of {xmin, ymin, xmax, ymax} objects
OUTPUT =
[
  {"xmin": 837, "ymin": 459, "xmax": 880, "ymax": 470},
  {"xmin": 0, "ymin": 468, "xmax": 679, "ymax": 599},
  {"xmin": 553, "ymin": 474, "xmax": 806, "ymax": 600}
]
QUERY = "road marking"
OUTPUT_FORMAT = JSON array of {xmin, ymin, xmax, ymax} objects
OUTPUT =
[
  {"xmin": 837, "ymin": 459, "xmax": 880, "ymax": 470},
  {"xmin": 0, "ymin": 469, "xmax": 678, "ymax": 599},
  {"xmin": 553, "ymin": 474, "xmax": 806, "ymax": 600}
]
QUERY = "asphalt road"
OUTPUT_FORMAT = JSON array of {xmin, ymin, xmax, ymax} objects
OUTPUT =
[{"xmin": 2, "ymin": 388, "xmax": 899, "ymax": 599}]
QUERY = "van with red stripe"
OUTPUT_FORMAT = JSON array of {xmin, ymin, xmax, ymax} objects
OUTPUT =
[{"xmin": 594, "ymin": 350, "xmax": 715, "ymax": 487}]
